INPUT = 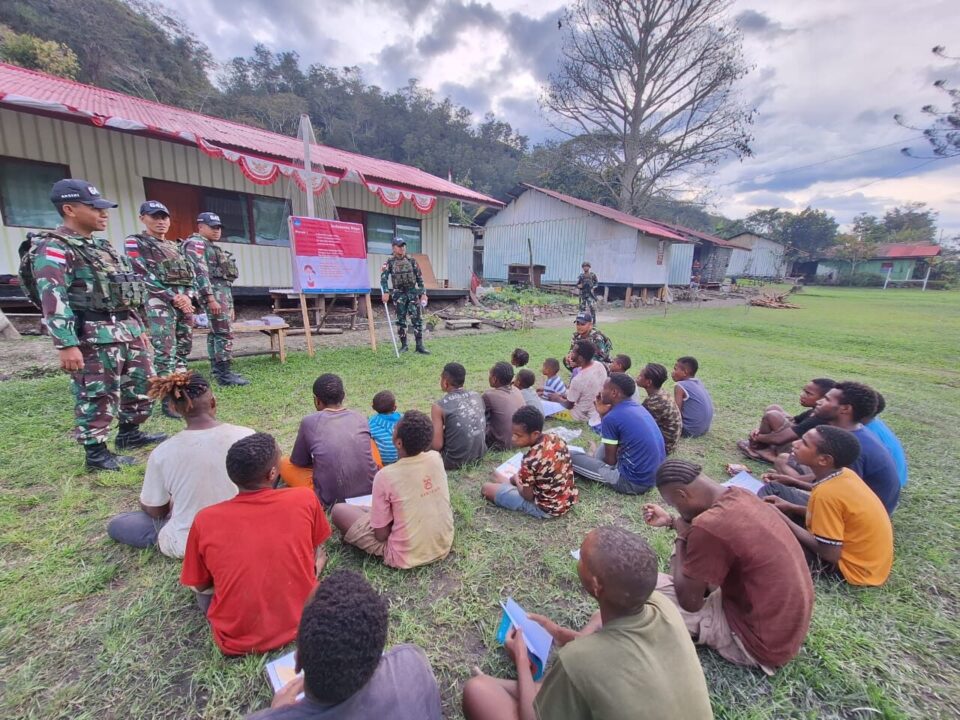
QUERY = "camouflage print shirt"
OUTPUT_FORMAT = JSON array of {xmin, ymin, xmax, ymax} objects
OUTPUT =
[
  {"xmin": 32, "ymin": 227, "xmax": 145, "ymax": 348},
  {"xmin": 577, "ymin": 271, "xmax": 599, "ymax": 301},
  {"xmin": 380, "ymin": 254, "xmax": 425, "ymax": 294},
  {"xmin": 125, "ymin": 234, "xmax": 195, "ymax": 302},
  {"xmin": 569, "ymin": 327, "xmax": 613, "ymax": 364},
  {"xmin": 180, "ymin": 235, "xmax": 216, "ymax": 296}
]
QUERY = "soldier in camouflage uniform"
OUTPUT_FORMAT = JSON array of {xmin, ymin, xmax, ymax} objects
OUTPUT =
[
  {"xmin": 24, "ymin": 180, "xmax": 166, "ymax": 471},
  {"xmin": 576, "ymin": 261, "xmax": 599, "ymax": 324},
  {"xmin": 125, "ymin": 201, "xmax": 196, "ymax": 417},
  {"xmin": 181, "ymin": 212, "xmax": 249, "ymax": 387},
  {"xmin": 380, "ymin": 237, "xmax": 430, "ymax": 354},
  {"xmin": 563, "ymin": 312, "xmax": 613, "ymax": 372}
]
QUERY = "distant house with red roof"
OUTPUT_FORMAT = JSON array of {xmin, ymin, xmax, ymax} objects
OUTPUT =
[
  {"xmin": 815, "ymin": 243, "xmax": 942, "ymax": 283},
  {"xmin": 0, "ymin": 63, "xmax": 500, "ymax": 291}
]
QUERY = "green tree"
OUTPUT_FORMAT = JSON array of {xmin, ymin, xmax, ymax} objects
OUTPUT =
[
  {"xmin": 882, "ymin": 202, "xmax": 938, "ymax": 243},
  {"xmin": 0, "ymin": 24, "xmax": 78, "ymax": 78},
  {"xmin": 851, "ymin": 213, "xmax": 888, "ymax": 244}
]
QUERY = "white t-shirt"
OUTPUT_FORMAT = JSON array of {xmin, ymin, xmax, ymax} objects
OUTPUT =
[
  {"xmin": 139, "ymin": 423, "xmax": 254, "ymax": 558},
  {"xmin": 566, "ymin": 361, "xmax": 608, "ymax": 422}
]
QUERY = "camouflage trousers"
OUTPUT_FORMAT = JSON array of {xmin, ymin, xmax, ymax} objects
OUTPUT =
[
  {"xmin": 579, "ymin": 296, "xmax": 597, "ymax": 323},
  {"xmin": 146, "ymin": 296, "xmax": 193, "ymax": 376},
  {"xmin": 70, "ymin": 335, "xmax": 153, "ymax": 445},
  {"xmin": 392, "ymin": 289, "xmax": 423, "ymax": 339},
  {"xmin": 201, "ymin": 284, "xmax": 234, "ymax": 363}
]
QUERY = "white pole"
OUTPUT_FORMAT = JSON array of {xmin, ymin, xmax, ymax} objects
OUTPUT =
[
  {"xmin": 883, "ymin": 266, "xmax": 892, "ymax": 290},
  {"xmin": 922, "ymin": 264, "xmax": 931, "ymax": 291},
  {"xmin": 300, "ymin": 114, "xmax": 316, "ymax": 219}
]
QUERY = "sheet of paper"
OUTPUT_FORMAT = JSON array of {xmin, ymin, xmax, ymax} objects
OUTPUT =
[
  {"xmin": 500, "ymin": 597, "xmax": 554, "ymax": 678},
  {"xmin": 265, "ymin": 650, "xmax": 301, "ymax": 695},
  {"xmin": 568, "ymin": 445, "xmax": 585, "ymax": 455},
  {"xmin": 570, "ymin": 549, "xmax": 581, "ymax": 560},
  {"xmin": 495, "ymin": 452, "xmax": 524, "ymax": 475},
  {"xmin": 345, "ymin": 494, "xmax": 373, "ymax": 507},
  {"xmin": 541, "ymin": 399, "xmax": 567, "ymax": 417},
  {"xmin": 722, "ymin": 470, "xmax": 765, "ymax": 494}
]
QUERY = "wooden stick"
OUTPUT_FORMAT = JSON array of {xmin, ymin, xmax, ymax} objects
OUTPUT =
[
  {"xmin": 365, "ymin": 293, "xmax": 377, "ymax": 351},
  {"xmin": 299, "ymin": 292, "xmax": 315, "ymax": 356}
]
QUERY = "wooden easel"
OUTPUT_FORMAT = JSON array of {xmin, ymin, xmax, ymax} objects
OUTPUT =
[{"xmin": 296, "ymin": 291, "xmax": 376, "ymax": 357}]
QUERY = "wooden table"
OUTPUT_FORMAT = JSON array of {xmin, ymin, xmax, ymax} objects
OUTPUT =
[{"xmin": 194, "ymin": 321, "xmax": 290, "ymax": 363}]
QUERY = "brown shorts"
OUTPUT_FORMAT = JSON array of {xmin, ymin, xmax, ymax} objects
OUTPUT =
[
  {"xmin": 656, "ymin": 573, "xmax": 774, "ymax": 675},
  {"xmin": 343, "ymin": 511, "xmax": 386, "ymax": 558}
]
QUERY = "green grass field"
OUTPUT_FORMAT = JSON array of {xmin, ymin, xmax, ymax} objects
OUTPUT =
[{"xmin": 1, "ymin": 287, "xmax": 958, "ymax": 719}]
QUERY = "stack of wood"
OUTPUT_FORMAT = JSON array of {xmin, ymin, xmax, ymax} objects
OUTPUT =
[{"xmin": 749, "ymin": 292, "xmax": 800, "ymax": 309}]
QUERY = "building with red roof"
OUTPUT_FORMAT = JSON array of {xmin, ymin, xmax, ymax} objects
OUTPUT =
[
  {"xmin": 815, "ymin": 242, "xmax": 942, "ymax": 283},
  {"xmin": 0, "ymin": 63, "xmax": 501, "ymax": 290}
]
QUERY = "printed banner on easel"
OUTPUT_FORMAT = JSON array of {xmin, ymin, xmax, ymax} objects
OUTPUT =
[{"xmin": 289, "ymin": 216, "xmax": 370, "ymax": 293}]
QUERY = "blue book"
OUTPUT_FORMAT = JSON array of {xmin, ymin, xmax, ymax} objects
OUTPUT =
[{"xmin": 495, "ymin": 597, "xmax": 554, "ymax": 681}]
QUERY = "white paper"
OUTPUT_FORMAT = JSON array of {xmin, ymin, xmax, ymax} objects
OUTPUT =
[
  {"xmin": 265, "ymin": 650, "xmax": 302, "ymax": 696},
  {"xmin": 568, "ymin": 445, "xmax": 586, "ymax": 455},
  {"xmin": 722, "ymin": 470, "xmax": 765, "ymax": 495},
  {"xmin": 345, "ymin": 494, "xmax": 373, "ymax": 507},
  {"xmin": 495, "ymin": 452, "xmax": 524, "ymax": 475},
  {"xmin": 570, "ymin": 549, "xmax": 581, "ymax": 560},
  {"xmin": 541, "ymin": 400, "xmax": 567, "ymax": 417}
]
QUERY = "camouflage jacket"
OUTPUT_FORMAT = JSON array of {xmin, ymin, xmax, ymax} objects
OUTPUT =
[
  {"xmin": 569, "ymin": 327, "xmax": 612, "ymax": 364},
  {"xmin": 380, "ymin": 254, "xmax": 425, "ymax": 294},
  {"xmin": 125, "ymin": 233, "xmax": 196, "ymax": 302},
  {"xmin": 577, "ymin": 271, "xmax": 599, "ymax": 300},
  {"xmin": 32, "ymin": 227, "xmax": 145, "ymax": 348},
  {"xmin": 180, "ymin": 234, "xmax": 240, "ymax": 295}
]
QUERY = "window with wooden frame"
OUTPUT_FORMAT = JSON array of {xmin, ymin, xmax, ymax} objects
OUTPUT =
[
  {"xmin": 365, "ymin": 211, "xmax": 422, "ymax": 254},
  {"xmin": 143, "ymin": 178, "xmax": 291, "ymax": 246},
  {"xmin": 0, "ymin": 156, "xmax": 70, "ymax": 229}
]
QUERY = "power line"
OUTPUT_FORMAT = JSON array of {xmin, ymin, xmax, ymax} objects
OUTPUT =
[{"xmin": 835, "ymin": 157, "xmax": 945, "ymax": 194}]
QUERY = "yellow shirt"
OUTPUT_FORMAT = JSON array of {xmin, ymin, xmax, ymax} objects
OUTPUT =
[{"xmin": 806, "ymin": 468, "xmax": 894, "ymax": 586}]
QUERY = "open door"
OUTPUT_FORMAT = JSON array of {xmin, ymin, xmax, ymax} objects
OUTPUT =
[{"xmin": 143, "ymin": 179, "xmax": 202, "ymax": 240}]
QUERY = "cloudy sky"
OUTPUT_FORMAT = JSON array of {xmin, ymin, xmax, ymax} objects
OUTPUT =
[{"xmin": 164, "ymin": 0, "xmax": 960, "ymax": 235}]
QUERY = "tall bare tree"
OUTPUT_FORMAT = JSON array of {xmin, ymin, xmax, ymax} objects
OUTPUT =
[
  {"xmin": 896, "ymin": 46, "xmax": 960, "ymax": 159},
  {"xmin": 544, "ymin": 0, "xmax": 754, "ymax": 213}
]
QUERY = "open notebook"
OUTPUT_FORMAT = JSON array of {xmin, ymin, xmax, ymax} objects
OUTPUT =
[
  {"xmin": 722, "ymin": 470, "xmax": 765, "ymax": 494},
  {"xmin": 265, "ymin": 650, "xmax": 302, "ymax": 698}
]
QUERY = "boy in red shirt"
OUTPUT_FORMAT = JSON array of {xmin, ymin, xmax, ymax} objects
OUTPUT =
[{"xmin": 181, "ymin": 432, "xmax": 331, "ymax": 655}]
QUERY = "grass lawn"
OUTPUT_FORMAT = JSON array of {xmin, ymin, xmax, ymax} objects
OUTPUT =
[{"xmin": 1, "ymin": 287, "xmax": 958, "ymax": 720}]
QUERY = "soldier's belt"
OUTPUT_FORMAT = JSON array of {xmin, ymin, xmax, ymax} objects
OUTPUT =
[{"xmin": 84, "ymin": 310, "xmax": 132, "ymax": 321}]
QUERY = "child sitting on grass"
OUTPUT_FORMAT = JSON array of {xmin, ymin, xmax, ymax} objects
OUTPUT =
[
  {"xmin": 537, "ymin": 357, "xmax": 566, "ymax": 398},
  {"xmin": 510, "ymin": 348, "xmax": 529, "ymax": 368},
  {"xmin": 369, "ymin": 390, "xmax": 402, "ymax": 465},
  {"xmin": 332, "ymin": 410, "xmax": 454, "ymax": 569},
  {"xmin": 514, "ymin": 369, "xmax": 543, "ymax": 412},
  {"xmin": 481, "ymin": 406, "xmax": 578, "ymax": 519}
]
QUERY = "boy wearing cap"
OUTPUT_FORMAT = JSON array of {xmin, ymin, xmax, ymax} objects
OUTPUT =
[
  {"xmin": 22, "ymin": 179, "xmax": 165, "ymax": 470},
  {"xmin": 125, "ymin": 201, "xmax": 197, "ymax": 416},
  {"xmin": 380, "ymin": 237, "xmax": 429, "ymax": 354},
  {"xmin": 181, "ymin": 213, "xmax": 249, "ymax": 387},
  {"xmin": 576, "ymin": 261, "xmax": 599, "ymax": 324}
]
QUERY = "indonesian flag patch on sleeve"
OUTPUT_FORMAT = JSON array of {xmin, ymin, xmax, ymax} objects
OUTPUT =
[
  {"xmin": 124, "ymin": 239, "xmax": 140, "ymax": 258},
  {"xmin": 44, "ymin": 247, "xmax": 67, "ymax": 264}
]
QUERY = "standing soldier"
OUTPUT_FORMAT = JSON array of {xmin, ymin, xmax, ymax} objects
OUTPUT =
[
  {"xmin": 181, "ymin": 212, "xmax": 249, "ymax": 386},
  {"xmin": 380, "ymin": 237, "xmax": 430, "ymax": 354},
  {"xmin": 576, "ymin": 261, "xmax": 600, "ymax": 324},
  {"xmin": 20, "ymin": 179, "xmax": 165, "ymax": 471},
  {"xmin": 125, "ymin": 201, "xmax": 196, "ymax": 418}
]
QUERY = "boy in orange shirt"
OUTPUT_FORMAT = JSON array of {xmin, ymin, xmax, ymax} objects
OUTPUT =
[
  {"xmin": 764, "ymin": 426, "xmax": 893, "ymax": 586},
  {"xmin": 332, "ymin": 410, "xmax": 454, "ymax": 569}
]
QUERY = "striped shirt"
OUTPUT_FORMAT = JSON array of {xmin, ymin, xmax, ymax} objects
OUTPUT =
[
  {"xmin": 544, "ymin": 374, "xmax": 567, "ymax": 395},
  {"xmin": 369, "ymin": 411, "xmax": 402, "ymax": 465}
]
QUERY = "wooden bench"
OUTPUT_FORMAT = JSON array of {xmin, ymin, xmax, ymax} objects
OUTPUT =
[{"xmin": 194, "ymin": 321, "xmax": 290, "ymax": 363}]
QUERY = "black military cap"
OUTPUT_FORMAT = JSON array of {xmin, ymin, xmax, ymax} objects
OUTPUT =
[
  {"xmin": 197, "ymin": 212, "xmax": 223, "ymax": 227},
  {"xmin": 139, "ymin": 200, "xmax": 170, "ymax": 216},
  {"xmin": 574, "ymin": 312, "xmax": 593, "ymax": 323},
  {"xmin": 391, "ymin": 237, "xmax": 407, "ymax": 246},
  {"xmin": 50, "ymin": 179, "xmax": 118, "ymax": 209}
]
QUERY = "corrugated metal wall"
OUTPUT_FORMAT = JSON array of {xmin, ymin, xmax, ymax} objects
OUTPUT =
[
  {"xmin": 483, "ymin": 189, "xmax": 589, "ymax": 282},
  {"xmin": 447, "ymin": 225, "xmax": 474, "ymax": 289},
  {"xmin": 725, "ymin": 235, "xmax": 787, "ymax": 278},
  {"xmin": 482, "ymin": 189, "xmax": 672, "ymax": 285},
  {"xmin": 667, "ymin": 242, "xmax": 695, "ymax": 285},
  {"xmin": 0, "ymin": 108, "xmax": 449, "ymax": 288}
]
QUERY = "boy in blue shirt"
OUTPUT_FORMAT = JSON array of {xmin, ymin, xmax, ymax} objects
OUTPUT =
[
  {"xmin": 369, "ymin": 391, "xmax": 402, "ymax": 465},
  {"xmin": 537, "ymin": 357, "xmax": 567, "ymax": 397}
]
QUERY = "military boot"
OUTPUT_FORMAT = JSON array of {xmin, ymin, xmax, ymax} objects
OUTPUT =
[
  {"xmin": 162, "ymin": 397, "xmax": 182, "ymax": 420},
  {"xmin": 115, "ymin": 423, "xmax": 167, "ymax": 451},
  {"xmin": 213, "ymin": 361, "xmax": 250, "ymax": 387},
  {"xmin": 85, "ymin": 442, "xmax": 137, "ymax": 472},
  {"xmin": 398, "ymin": 329, "xmax": 409, "ymax": 352},
  {"xmin": 415, "ymin": 333, "xmax": 430, "ymax": 355}
]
